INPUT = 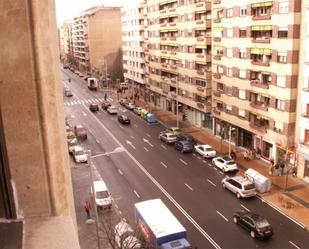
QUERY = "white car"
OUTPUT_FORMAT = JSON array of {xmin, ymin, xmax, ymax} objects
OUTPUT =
[
  {"xmin": 68, "ymin": 139, "xmax": 79, "ymax": 153},
  {"xmin": 114, "ymin": 220, "xmax": 141, "ymax": 249},
  {"xmin": 194, "ymin": 144, "xmax": 216, "ymax": 158},
  {"xmin": 222, "ymin": 176, "xmax": 257, "ymax": 198},
  {"xmin": 212, "ymin": 156, "xmax": 238, "ymax": 172},
  {"xmin": 107, "ymin": 106, "xmax": 118, "ymax": 115},
  {"xmin": 72, "ymin": 146, "xmax": 88, "ymax": 163}
]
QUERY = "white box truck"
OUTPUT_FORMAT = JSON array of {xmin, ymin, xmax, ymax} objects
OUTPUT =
[
  {"xmin": 134, "ymin": 199, "xmax": 191, "ymax": 249},
  {"xmin": 87, "ymin": 77, "xmax": 98, "ymax": 90}
]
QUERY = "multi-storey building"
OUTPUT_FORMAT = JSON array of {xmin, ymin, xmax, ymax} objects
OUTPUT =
[
  {"xmin": 295, "ymin": 0, "xmax": 309, "ymax": 181},
  {"xmin": 143, "ymin": 0, "xmax": 212, "ymax": 128},
  {"xmin": 122, "ymin": 1, "xmax": 146, "ymax": 96},
  {"xmin": 211, "ymin": 0, "xmax": 301, "ymax": 163},
  {"xmin": 72, "ymin": 6, "xmax": 123, "ymax": 81},
  {"xmin": 59, "ymin": 20, "xmax": 73, "ymax": 64}
]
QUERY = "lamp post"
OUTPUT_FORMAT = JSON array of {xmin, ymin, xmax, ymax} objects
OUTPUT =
[{"xmin": 87, "ymin": 147, "xmax": 125, "ymax": 249}]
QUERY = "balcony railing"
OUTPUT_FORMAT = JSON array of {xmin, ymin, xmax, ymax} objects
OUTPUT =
[
  {"xmin": 213, "ymin": 55, "xmax": 222, "ymax": 60},
  {"xmin": 196, "ymin": 37, "xmax": 205, "ymax": 41},
  {"xmin": 213, "ymin": 37, "xmax": 221, "ymax": 42},
  {"xmin": 252, "ymin": 14, "xmax": 271, "ymax": 21},
  {"xmin": 251, "ymin": 37, "xmax": 271, "ymax": 43},
  {"xmin": 250, "ymin": 80, "xmax": 269, "ymax": 89},
  {"xmin": 251, "ymin": 60, "xmax": 270, "ymax": 67},
  {"xmin": 213, "ymin": 107, "xmax": 221, "ymax": 115},
  {"xmin": 213, "ymin": 18, "xmax": 221, "ymax": 23},
  {"xmin": 197, "ymin": 102, "xmax": 205, "ymax": 109},
  {"xmin": 213, "ymin": 91, "xmax": 222, "ymax": 97},
  {"xmin": 197, "ymin": 69, "xmax": 205, "ymax": 75},
  {"xmin": 250, "ymin": 101, "xmax": 269, "ymax": 111},
  {"xmin": 249, "ymin": 122, "xmax": 268, "ymax": 133},
  {"xmin": 213, "ymin": 0, "xmax": 221, "ymax": 4},
  {"xmin": 213, "ymin": 72, "xmax": 221, "ymax": 79},
  {"xmin": 196, "ymin": 20, "xmax": 205, "ymax": 25},
  {"xmin": 196, "ymin": 86, "xmax": 205, "ymax": 92}
]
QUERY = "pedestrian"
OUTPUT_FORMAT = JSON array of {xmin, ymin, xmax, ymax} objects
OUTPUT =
[
  {"xmin": 84, "ymin": 201, "xmax": 91, "ymax": 219},
  {"xmin": 269, "ymin": 157, "xmax": 275, "ymax": 176},
  {"xmin": 230, "ymin": 150, "xmax": 236, "ymax": 161},
  {"xmin": 68, "ymin": 77, "xmax": 71, "ymax": 83},
  {"xmin": 104, "ymin": 93, "xmax": 107, "ymax": 101},
  {"xmin": 279, "ymin": 163, "xmax": 285, "ymax": 176}
]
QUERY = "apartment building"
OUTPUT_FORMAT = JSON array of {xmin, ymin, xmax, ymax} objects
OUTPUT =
[
  {"xmin": 59, "ymin": 20, "xmax": 73, "ymax": 64},
  {"xmin": 295, "ymin": 0, "xmax": 309, "ymax": 181},
  {"xmin": 143, "ymin": 0, "xmax": 212, "ymax": 128},
  {"xmin": 122, "ymin": 1, "xmax": 146, "ymax": 95},
  {"xmin": 211, "ymin": 0, "xmax": 301, "ymax": 163},
  {"xmin": 71, "ymin": 6, "xmax": 123, "ymax": 81}
]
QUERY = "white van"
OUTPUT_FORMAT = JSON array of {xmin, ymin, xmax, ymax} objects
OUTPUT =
[{"xmin": 93, "ymin": 180, "xmax": 112, "ymax": 209}]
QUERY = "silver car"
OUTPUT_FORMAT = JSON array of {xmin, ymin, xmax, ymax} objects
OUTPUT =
[
  {"xmin": 222, "ymin": 176, "xmax": 257, "ymax": 198},
  {"xmin": 159, "ymin": 132, "xmax": 177, "ymax": 144}
]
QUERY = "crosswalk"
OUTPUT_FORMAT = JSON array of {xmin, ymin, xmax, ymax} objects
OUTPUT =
[{"xmin": 64, "ymin": 97, "xmax": 113, "ymax": 106}]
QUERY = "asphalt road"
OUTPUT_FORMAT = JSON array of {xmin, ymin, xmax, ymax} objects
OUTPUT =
[{"xmin": 63, "ymin": 69, "xmax": 309, "ymax": 249}]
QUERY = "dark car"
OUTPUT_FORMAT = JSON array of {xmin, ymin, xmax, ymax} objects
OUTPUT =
[
  {"xmin": 118, "ymin": 115, "xmax": 130, "ymax": 125},
  {"xmin": 89, "ymin": 103, "xmax": 99, "ymax": 112},
  {"xmin": 64, "ymin": 90, "xmax": 73, "ymax": 97},
  {"xmin": 176, "ymin": 133, "xmax": 197, "ymax": 144},
  {"xmin": 233, "ymin": 210, "xmax": 273, "ymax": 239},
  {"xmin": 101, "ymin": 101, "xmax": 111, "ymax": 110},
  {"xmin": 174, "ymin": 140, "xmax": 194, "ymax": 153},
  {"xmin": 119, "ymin": 98, "xmax": 128, "ymax": 106}
]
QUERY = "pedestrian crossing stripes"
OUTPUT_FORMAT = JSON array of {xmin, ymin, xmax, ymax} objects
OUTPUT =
[{"xmin": 64, "ymin": 97, "xmax": 108, "ymax": 106}]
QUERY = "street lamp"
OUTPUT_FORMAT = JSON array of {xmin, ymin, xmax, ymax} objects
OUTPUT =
[{"xmin": 87, "ymin": 146, "xmax": 125, "ymax": 249}]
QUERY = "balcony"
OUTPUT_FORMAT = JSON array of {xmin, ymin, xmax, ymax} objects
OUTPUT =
[
  {"xmin": 160, "ymin": 9, "xmax": 167, "ymax": 14},
  {"xmin": 251, "ymin": 37, "xmax": 271, "ymax": 44},
  {"xmin": 196, "ymin": 86, "xmax": 205, "ymax": 93},
  {"xmin": 197, "ymin": 102, "xmax": 205, "ymax": 109},
  {"xmin": 196, "ymin": 37, "xmax": 205, "ymax": 42},
  {"xmin": 250, "ymin": 101, "xmax": 269, "ymax": 111},
  {"xmin": 169, "ymin": 22, "xmax": 177, "ymax": 27},
  {"xmin": 251, "ymin": 60, "xmax": 270, "ymax": 67},
  {"xmin": 197, "ymin": 69, "xmax": 205, "ymax": 76},
  {"xmin": 213, "ymin": 37, "xmax": 221, "ymax": 42},
  {"xmin": 252, "ymin": 14, "xmax": 271, "ymax": 21},
  {"xmin": 196, "ymin": 20, "xmax": 205, "ymax": 25},
  {"xmin": 213, "ymin": 55, "xmax": 221, "ymax": 61},
  {"xmin": 160, "ymin": 37, "xmax": 167, "ymax": 41},
  {"xmin": 161, "ymin": 50, "xmax": 168, "ymax": 54},
  {"xmin": 160, "ymin": 23, "xmax": 167, "ymax": 27},
  {"xmin": 213, "ymin": 72, "xmax": 221, "ymax": 79},
  {"xmin": 169, "ymin": 8, "xmax": 176, "ymax": 12},
  {"xmin": 170, "ymin": 65, "xmax": 177, "ymax": 70},
  {"xmin": 213, "ymin": 91, "xmax": 222, "ymax": 97},
  {"xmin": 196, "ymin": 2, "xmax": 205, "ymax": 7},
  {"xmin": 250, "ymin": 80, "xmax": 269, "ymax": 89},
  {"xmin": 213, "ymin": 107, "xmax": 221, "ymax": 115},
  {"xmin": 249, "ymin": 122, "xmax": 268, "ymax": 133},
  {"xmin": 162, "ymin": 63, "xmax": 168, "ymax": 68},
  {"xmin": 169, "ymin": 37, "xmax": 177, "ymax": 41},
  {"xmin": 213, "ymin": 0, "xmax": 221, "ymax": 4},
  {"xmin": 213, "ymin": 18, "xmax": 221, "ymax": 23},
  {"xmin": 170, "ymin": 51, "xmax": 177, "ymax": 55}
]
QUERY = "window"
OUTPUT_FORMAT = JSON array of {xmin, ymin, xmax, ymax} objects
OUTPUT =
[
  {"xmin": 226, "ymin": 8, "xmax": 233, "ymax": 18},
  {"xmin": 240, "ymin": 7, "xmax": 247, "ymax": 16},
  {"xmin": 240, "ymin": 49, "xmax": 246, "ymax": 58},
  {"xmin": 277, "ymin": 76, "xmax": 286, "ymax": 87},
  {"xmin": 217, "ymin": 83, "xmax": 224, "ymax": 91},
  {"xmin": 226, "ymin": 67, "xmax": 233, "ymax": 77},
  {"xmin": 276, "ymin": 99, "xmax": 285, "ymax": 110},
  {"xmin": 226, "ymin": 48, "xmax": 233, "ymax": 58},
  {"xmin": 279, "ymin": 1, "xmax": 289, "ymax": 14},
  {"xmin": 226, "ymin": 105, "xmax": 232, "ymax": 113},
  {"xmin": 239, "ymin": 89, "xmax": 246, "ymax": 99},
  {"xmin": 218, "ymin": 66, "xmax": 224, "ymax": 74},
  {"xmin": 278, "ymin": 52, "xmax": 287, "ymax": 63},
  {"xmin": 239, "ymin": 70, "xmax": 246, "ymax": 79},
  {"xmin": 278, "ymin": 27, "xmax": 288, "ymax": 38},
  {"xmin": 239, "ymin": 28, "xmax": 247, "ymax": 38},
  {"xmin": 188, "ymin": 13, "xmax": 193, "ymax": 21},
  {"xmin": 238, "ymin": 109, "xmax": 245, "ymax": 117},
  {"xmin": 274, "ymin": 122, "xmax": 284, "ymax": 133},
  {"xmin": 226, "ymin": 87, "xmax": 232, "ymax": 96},
  {"xmin": 227, "ymin": 28, "xmax": 233, "ymax": 38}
]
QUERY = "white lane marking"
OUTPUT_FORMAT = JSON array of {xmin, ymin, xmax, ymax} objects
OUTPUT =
[
  {"xmin": 160, "ymin": 162, "xmax": 168, "ymax": 168},
  {"xmin": 216, "ymin": 211, "xmax": 229, "ymax": 222},
  {"xmin": 207, "ymin": 179, "xmax": 216, "ymax": 187},
  {"xmin": 240, "ymin": 204, "xmax": 250, "ymax": 212},
  {"xmin": 87, "ymin": 106, "xmax": 222, "ymax": 249},
  {"xmin": 289, "ymin": 241, "xmax": 301, "ymax": 249},
  {"xmin": 82, "ymin": 112, "xmax": 87, "ymax": 116},
  {"xmin": 94, "ymin": 99, "xmax": 99, "ymax": 103},
  {"xmin": 161, "ymin": 144, "xmax": 167, "ymax": 150},
  {"xmin": 130, "ymin": 135, "xmax": 135, "ymax": 139},
  {"xmin": 143, "ymin": 138, "xmax": 154, "ymax": 147},
  {"xmin": 179, "ymin": 159, "xmax": 188, "ymax": 165},
  {"xmin": 126, "ymin": 140, "xmax": 136, "ymax": 150},
  {"xmin": 118, "ymin": 169, "xmax": 123, "ymax": 175},
  {"xmin": 219, "ymin": 171, "xmax": 224, "ymax": 175},
  {"xmin": 144, "ymin": 147, "xmax": 149, "ymax": 152},
  {"xmin": 146, "ymin": 133, "xmax": 151, "ymax": 138},
  {"xmin": 185, "ymin": 183, "xmax": 193, "ymax": 191},
  {"xmin": 193, "ymin": 153, "xmax": 197, "ymax": 157},
  {"xmin": 77, "ymin": 100, "xmax": 81, "ymax": 104},
  {"xmin": 95, "ymin": 139, "xmax": 100, "ymax": 144},
  {"xmin": 202, "ymin": 160, "xmax": 207, "ymax": 163},
  {"xmin": 197, "ymin": 156, "xmax": 202, "ymax": 160},
  {"xmin": 134, "ymin": 124, "xmax": 138, "ymax": 128},
  {"xmin": 133, "ymin": 190, "xmax": 140, "ymax": 198},
  {"xmin": 119, "ymin": 125, "xmax": 124, "ymax": 129}
]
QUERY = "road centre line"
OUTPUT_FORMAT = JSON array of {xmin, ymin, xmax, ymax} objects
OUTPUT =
[
  {"xmin": 207, "ymin": 179, "xmax": 216, "ymax": 187},
  {"xmin": 160, "ymin": 162, "xmax": 168, "ymax": 168},
  {"xmin": 133, "ymin": 190, "xmax": 140, "ymax": 198},
  {"xmin": 240, "ymin": 204, "xmax": 250, "ymax": 212},
  {"xmin": 144, "ymin": 147, "xmax": 149, "ymax": 152},
  {"xmin": 216, "ymin": 211, "xmax": 229, "ymax": 222},
  {"xmin": 161, "ymin": 145, "xmax": 167, "ymax": 150},
  {"xmin": 179, "ymin": 159, "xmax": 188, "ymax": 165},
  {"xmin": 118, "ymin": 169, "xmax": 123, "ymax": 175},
  {"xmin": 289, "ymin": 241, "xmax": 301, "ymax": 249},
  {"xmin": 88, "ymin": 106, "xmax": 222, "ymax": 249},
  {"xmin": 185, "ymin": 183, "xmax": 193, "ymax": 191}
]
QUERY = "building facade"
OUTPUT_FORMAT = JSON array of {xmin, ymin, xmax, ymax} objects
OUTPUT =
[
  {"xmin": 59, "ymin": 20, "xmax": 73, "ymax": 64},
  {"xmin": 143, "ymin": 0, "xmax": 212, "ymax": 128},
  {"xmin": 122, "ymin": 1, "xmax": 146, "ymax": 96},
  {"xmin": 71, "ymin": 6, "xmax": 123, "ymax": 81},
  {"xmin": 211, "ymin": 0, "xmax": 301, "ymax": 163},
  {"xmin": 295, "ymin": 0, "xmax": 309, "ymax": 181}
]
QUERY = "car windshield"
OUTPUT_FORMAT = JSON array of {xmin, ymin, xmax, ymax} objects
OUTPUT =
[
  {"xmin": 97, "ymin": 190, "xmax": 109, "ymax": 198},
  {"xmin": 244, "ymin": 183, "xmax": 255, "ymax": 190},
  {"xmin": 75, "ymin": 150, "xmax": 85, "ymax": 156},
  {"xmin": 205, "ymin": 148, "xmax": 214, "ymax": 152},
  {"xmin": 70, "ymin": 141, "xmax": 78, "ymax": 146},
  {"xmin": 226, "ymin": 160, "xmax": 235, "ymax": 165},
  {"xmin": 256, "ymin": 219, "xmax": 271, "ymax": 229}
]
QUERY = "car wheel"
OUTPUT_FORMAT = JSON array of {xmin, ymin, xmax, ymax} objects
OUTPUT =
[
  {"xmin": 233, "ymin": 216, "xmax": 238, "ymax": 224},
  {"xmin": 250, "ymin": 231, "xmax": 255, "ymax": 238},
  {"xmin": 222, "ymin": 183, "xmax": 226, "ymax": 189},
  {"xmin": 236, "ymin": 192, "xmax": 241, "ymax": 199}
]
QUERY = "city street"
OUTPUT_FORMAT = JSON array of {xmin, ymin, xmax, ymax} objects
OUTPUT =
[{"xmin": 63, "ymin": 69, "xmax": 309, "ymax": 249}]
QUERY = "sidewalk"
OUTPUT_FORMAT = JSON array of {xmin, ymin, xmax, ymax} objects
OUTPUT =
[{"xmin": 134, "ymin": 99, "xmax": 309, "ymax": 230}]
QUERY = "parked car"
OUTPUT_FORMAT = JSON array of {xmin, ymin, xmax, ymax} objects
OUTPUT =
[
  {"xmin": 133, "ymin": 106, "xmax": 142, "ymax": 115},
  {"xmin": 64, "ymin": 89, "xmax": 73, "ymax": 97},
  {"xmin": 107, "ymin": 106, "xmax": 118, "ymax": 115},
  {"xmin": 212, "ymin": 156, "xmax": 238, "ymax": 172},
  {"xmin": 125, "ymin": 102, "xmax": 135, "ymax": 110},
  {"xmin": 63, "ymin": 65, "xmax": 69, "ymax": 69},
  {"xmin": 174, "ymin": 140, "xmax": 194, "ymax": 153},
  {"xmin": 194, "ymin": 144, "xmax": 216, "ymax": 158},
  {"xmin": 114, "ymin": 221, "xmax": 141, "ymax": 249},
  {"xmin": 74, "ymin": 125, "xmax": 87, "ymax": 140},
  {"xmin": 67, "ymin": 131, "xmax": 77, "ymax": 143},
  {"xmin": 233, "ymin": 210, "xmax": 273, "ymax": 239},
  {"xmin": 176, "ymin": 133, "xmax": 196, "ymax": 144},
  {"xmin": 72, "ymin": 146, "xmax": 88, "ymax": 163},
  {"xmin": 222, "ymin": 176, "xmax": 257, "ymax": 198},
  {"xmin": 118, "ymin": 115, "xmax": 131, "ymax": 125},
  {"xmin": 165, "ymin": 127, "xmax": 181, "ymax": 135},
  {"xmin": 159, "ymin": 131, "xmax": 177, "ymax": 144},
  {"xmin": 89, "ymin": 103, "xmax": 99, "ymax": 112},
  {"xmin": 101, "ymin": 101, "xmax": 111, "ymax": 110},
  {"xmin": 68, "ymin": 139, "xmax": 79, "ymax": 154},
  {"xmin": 78, "ymin": 72, "xmax": 84, "ymax": 77},
  {"xmin": 119, "ymin": 98, "xmax": 128, "ymax": 106}
]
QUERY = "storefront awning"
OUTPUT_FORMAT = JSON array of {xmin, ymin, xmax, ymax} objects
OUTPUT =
[
  {"xmin": 252, "ymin": 1, "xmax": 273, "ymax": 8},
  {"xmin": 252, "ymin": 25, "xmax": 272, "ymax": 31}
]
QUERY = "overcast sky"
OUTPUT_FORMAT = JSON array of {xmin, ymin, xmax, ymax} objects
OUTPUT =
[{"xmin": 55, "ymin": 0, "xmax": 129, "ymax": 27}]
